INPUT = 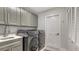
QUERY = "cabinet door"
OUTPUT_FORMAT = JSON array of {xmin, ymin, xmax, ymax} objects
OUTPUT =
[
  {"xmin": 21, "ymin": 9, "xmax": 28, "ymax": 26},
  {"xmin": 31, "ymin": 14, "xmax": 38, "ymax": 26},
  {"xmin": 33, "ymin": 15, "xmax": 38, "ymax": 26},
  {"xmin": 0, "ymin": 39, "xmax": 22, "ymax": 51},
  {"xmin": 16, "ymin": 8, "xmax": 21, "ymax": 25},
  {"xmin": 11, "ymin": 45, "xmax": 22, "ymax": 51},
  {"xmin": 7, "ymin": 7, "xmax": 17, "ymax": 25},
  {"xmin": 0, "ymin": 7, "xmax": 4, "ymax": 24},
  {"xmin": 11, "ymin": 41, "xmax": 22, "ymax": 51},
  {"xmin": 26, "ymin": 11, "xmax": 31, "ymax": 26},
  {"xmin": 21, "ymin": 8, "xmax": 38, "ymax": 26},
  {"xmin": 0, "ymin": 48, "xmax": 11, "ymax": 51},
  {"xmin": 0, "ymin": 46, "xmax": 11, "ymax": 51}
]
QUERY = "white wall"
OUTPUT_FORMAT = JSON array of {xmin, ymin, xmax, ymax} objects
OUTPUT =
[
  {"xmin": 38, "ymin": 7, "xmax": 66, "ymax": 30},
  {"xmin": 37, "ymin": 7, "xmax": 78, "ymax": 50}
]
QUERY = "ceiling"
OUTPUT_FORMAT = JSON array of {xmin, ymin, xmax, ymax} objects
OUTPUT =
[{"xmin": 22, "ymin": 7, "xmax": 53, "ymax": 15}]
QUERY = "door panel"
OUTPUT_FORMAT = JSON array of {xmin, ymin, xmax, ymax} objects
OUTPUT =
[
  {"xmin": 21, "ymin": 9, "xmax": 28, "ymax": 26},
  {"xmin": 11, "ymin": 45, "xmax": 22, "ymax": 51},
  {"xmin": 11, "ymin": 41, "xmax": 22, "ymax": 51},
  {"xmin": 16, "ymin": 8, "xmax": 21, "ymax": 25},
  {"xmin": 0, "ymin": 46, "xmax": 11, "ymax": 51},
  {"xmin": 0, "ymin": 48, "xmax": 11, "ymax": 51},
  {"xmin": 0, "ymin": 7, "xmax": 4, "ymax": 24},
  {"xmin": 45, "ymin": 14, "xmax": 61, "ymax": 48},
  {"xmin": 31, "ymin": 14, "xmax": 38, "ymax": 26},
  {"xmin": 7, "ymin": 7, "xmax": 17, "ymax": 25}
]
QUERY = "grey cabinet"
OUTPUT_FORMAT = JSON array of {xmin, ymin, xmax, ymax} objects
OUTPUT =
[
  {"xmin": 16, "ymin": 8, "xmax": 21, "ymax": 25},
  {"xmin": 7, "ymin": 7, "xmax": 17, "ymax": 25},
  {"xmin": 0, "ymin": 7, "xmax": 4, "ymax": 24},
  {"xmin": 31, "ymin": 14, "xmax": 38, "ymax": 26},
  {"xmin": 0, "ymin": 7, "xmax": 38, "ymax": 27},
  {"xmin": 21, "ymin": 9, "xmax": 29, "ymax": 26},
  {"xmin": 11, "ymin": 40, "xmax": 22, "ymax": 51},
  {"xmin": 11, "ymin": 45, "xmax": 22, "ymax": 51},
  {"xmin": 21, "ymin": 8, "xmax": 38, "ymax": 27},
  {"xmin": 21, "ymin": 9, "xmax": 27, "ymax": 26},
  {"xmin": 0, "ymin": 39, "xmax": 22, "ymax": 51},
  {"xmin": 0, "ymin": 46, "xmax": 11, "ymax": 51},
  {"xmin": 26, "ymin": 11, "xmax": 32, "ymax": 26}
]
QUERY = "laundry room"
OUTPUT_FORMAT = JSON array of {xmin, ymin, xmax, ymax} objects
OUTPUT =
[{"xmin": 0, "ymin": 7, "xmax": 79, "ymax": 51}]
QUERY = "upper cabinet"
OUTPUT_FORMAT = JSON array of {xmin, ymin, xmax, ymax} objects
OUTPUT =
[
  {"xmin": 0, "ymin": 7, "xmax": 38, "ymax": 27},
  {"xmin": 31, "ymin": 14, "xmax": 38, "ymax": 26},
  {"xmin": 20, "ymin": 9, "xmax": 29, "ymax": 26},
  {"xmin": 16, "ymin": 8, "xmax": 21, "ymax": 25},
  {"xmin": 7, "ymin": 7, "xmax": 20, "ymax": 25},
  {"xmin": 26, "ymin": 11, "xmax": 32, "ymax": 26},
  {"xmin": 0, "ymin": 7, "xmax": 4, "ymax": 24},
  {"xmin": 21, "ymin": 8, "xmax": 38, "ymax": 27}
]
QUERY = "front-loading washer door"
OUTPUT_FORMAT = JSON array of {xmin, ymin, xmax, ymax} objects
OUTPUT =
[{"xmin": 29, "ymin": 37, "xmax": 38, "ymax": 51}]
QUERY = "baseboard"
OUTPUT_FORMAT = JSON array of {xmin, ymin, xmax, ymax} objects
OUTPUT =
[{"xmin": 39, "ymin": 46, "xmax": 66, "ymax": 51}]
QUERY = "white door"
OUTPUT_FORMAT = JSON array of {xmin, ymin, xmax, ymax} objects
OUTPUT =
[{"xmin": 45, "ymin": 14, "xmax": 61, "ymax": 49}]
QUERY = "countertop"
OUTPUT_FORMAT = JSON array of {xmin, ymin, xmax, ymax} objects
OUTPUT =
[{"xmin": 0, "ymin": 34, "xmax": 22, "ymax": 46}]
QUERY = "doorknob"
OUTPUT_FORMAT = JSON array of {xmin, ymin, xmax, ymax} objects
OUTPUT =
[{"xmin": 56, "ymin": 33, "xmax": 59, "ymax": 36}]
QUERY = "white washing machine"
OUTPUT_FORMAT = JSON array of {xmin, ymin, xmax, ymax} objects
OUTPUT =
[
  {"xmin": 27, "ymin": 30, "xmax": 39, "ymax": 51},
  {"xmin": 17, "ymin": 30, "xmax": 39, "ymax": 51}
]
